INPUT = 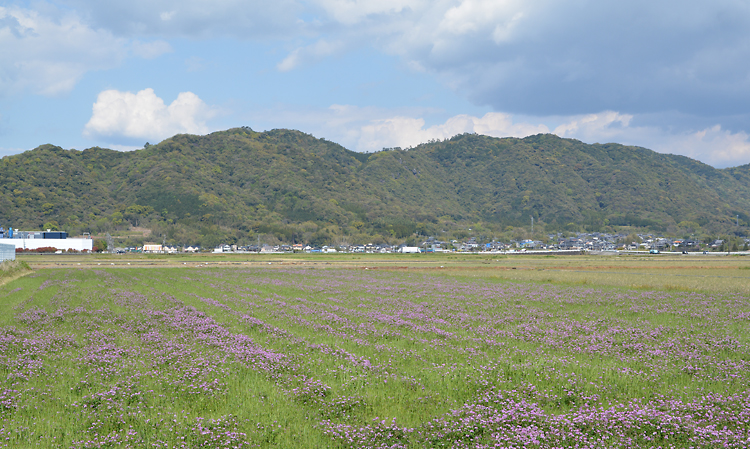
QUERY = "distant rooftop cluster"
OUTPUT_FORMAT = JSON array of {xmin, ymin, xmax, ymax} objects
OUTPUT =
[{"xmin": 104, "ymin": 232, "xmax": 750, "ymax": 255}]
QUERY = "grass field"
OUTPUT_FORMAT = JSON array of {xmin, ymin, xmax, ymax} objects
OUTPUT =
[
  {"xmin": 1, "ymin": 254, "xmax": 749, "ymax": 447},
  {"xmin": 21, "ymin": 251, "xmax": 750, "ymax": 294}
]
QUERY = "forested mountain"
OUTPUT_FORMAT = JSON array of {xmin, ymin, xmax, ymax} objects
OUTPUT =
[{"xmin": 1, "ymin": 127, "xmax": 749, "ymax": 246}]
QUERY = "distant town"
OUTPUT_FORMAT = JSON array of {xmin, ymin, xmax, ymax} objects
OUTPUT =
[
  {"xmin": 3, "ymin": 225, "xmax": 750, "ymax": 258},
  {"xmin": 23, "ymin": 233, "xmax": 750, "ymax": 255},
  {"xmin": 186, "ymin": 232, "xmax": 750, "ymax": 255}
]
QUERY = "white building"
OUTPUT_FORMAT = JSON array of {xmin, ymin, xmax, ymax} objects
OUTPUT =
[
  {"xmin": 0, "ymin": 243, "xmax": 15, "ymax": 261},
  {"xmin": 5, "ymin": 238, "xmax": 92, "ymax": 252}
]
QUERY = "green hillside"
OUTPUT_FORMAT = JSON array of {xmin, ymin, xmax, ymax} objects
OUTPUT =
[{"xmin": 1, "ymin": 128, "xmax": 749, "ymax": 246}]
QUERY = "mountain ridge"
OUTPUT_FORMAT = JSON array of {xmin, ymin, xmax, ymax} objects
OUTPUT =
[{"xmin": 1, "ymin": 128, "xmax": 748, "ymax": 246}]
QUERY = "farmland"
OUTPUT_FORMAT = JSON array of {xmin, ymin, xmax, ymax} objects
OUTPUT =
[{"xmin": 1, "ymin": 255, "xmax": 749, "ymax": 447}]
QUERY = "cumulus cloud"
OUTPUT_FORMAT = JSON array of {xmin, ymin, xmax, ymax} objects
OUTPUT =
[
  {"xmin": 25, "ymin": 0, "xmax": 750, "ymax": 166},
  {"xmin": 0, "ymin": 5, "xmax": 126, "ymax": 96},
  {"xmin": 83, "ymin": 88, "xmax": 216, "ymax": 143},
  {"xmin": 659, "ymin": 127, "xmax": 750, "ymax": 168},
  {"xmin": 357, "ymin": 112, "xmax": 548, "ymax": 152},
  {"xmin": 543, "ymin": 111, "xmax": 750, "ymax": 168},
  {"xmin": 614, "ymin": 123, "xmax": 750, "ymax": 169},
  {"xmin": 437, "ymin": 0, "xmax": 525, "ymax": 41},
  {"xmin": 687, "ymin": 128, "xmax": 750, "ymax": 167},
  {"xmin": 49, "ymin": 1, "xmax": 750, "ymax": 120},
  {"xmin": 243, "ymin": 104, "xmax": 550, "ymax": 152},
  {"xmin": 243, "ymin": 104, "xmax": 750, "ymax": 167},
  {"xmin": 273, "ymin": 0, "xmax": 750, "ymax": 120},
  {"xmin": 553, "ymin": 111, "xmax": 633, "ymax": 142},
  {"xmin": 419, "ymin": 1, "xmax": 750, "ymax": 118}
]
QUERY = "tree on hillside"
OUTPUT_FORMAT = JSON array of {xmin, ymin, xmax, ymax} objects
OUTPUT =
[
  {"xmin": 620, "ymin": 233, "xmax": 642, "ymax": 246},
  {"xmin": 42, "ymin": 221, "xmax": 60, "ymax": 231},
  {"xmin": 92, "ymin": 239, "xmax": 107, "ymax": 253}
]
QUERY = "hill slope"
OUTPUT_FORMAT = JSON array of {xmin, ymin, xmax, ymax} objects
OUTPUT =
[{"xmin": 1, "ymin": 128, "xmax": 749, "ymax": 245}]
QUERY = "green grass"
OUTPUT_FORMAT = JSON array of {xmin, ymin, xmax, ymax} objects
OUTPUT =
[{"xmin": 0, "ymin": 264, "xmax": 748, "ymax": 447}]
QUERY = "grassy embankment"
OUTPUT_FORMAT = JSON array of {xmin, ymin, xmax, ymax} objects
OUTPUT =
[{"xmin": 0, "ymin": 260, "xmax": 31, "ymax": 286}]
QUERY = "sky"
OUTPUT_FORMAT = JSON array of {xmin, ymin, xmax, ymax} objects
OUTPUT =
[{"xmin": 2, "ymin": 1, "xmax": 750, "ymax": 168}]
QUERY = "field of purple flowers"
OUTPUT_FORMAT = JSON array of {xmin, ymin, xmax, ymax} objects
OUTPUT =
[{"xmin": 0, "ymin": 266, "xmax": 749, "ymax": 448}]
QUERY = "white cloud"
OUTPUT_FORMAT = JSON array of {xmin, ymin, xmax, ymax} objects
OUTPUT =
[
  {"xmin": 549, "ymin": 111, "xmax": 750, "ymax": 168},
  {"xmin": 362, "ymin": 112, "xmax": 750, "ymax": 167},
  {"xmin": 28, "ymin": 0, "xmax": 750, "ymax": 166},
  {"xmin": 0, "ymin": 5, "xmax": 126, "ymax": 96},
  {"xmin": 357, "ymin": 112, "xmax": 548, "ymax": 151},
  {"xmin": 553, "ymin": 111, "xmax": 633, "ymax": 142},
  {"xmin": 438, "ymin": 0, "xmax": 525, "ymax": 40},
  {"xmin": 39, "ymin": 0, "xmax": 750, "ymax": 122},
  {"xmin": 83, "ymin": 88, "xmax": 216, "ymax": 143},
  {"xmin": 244, "ymin": 104, "xmax": 549, "ymax": 152},
  {"xmin": 643, "ymin": 126, "xmax": 750, "ymax": 169},
  {"xmin": 243, "ymin": 104, "xmax": 750, "ymax": 167},
  {"xmin": 47, "ymin": 1, "xmax": 750, "ymax": 121},
  {"xmin": 273, "ymin": 0, "xmax": 750, "ymax": 120}
]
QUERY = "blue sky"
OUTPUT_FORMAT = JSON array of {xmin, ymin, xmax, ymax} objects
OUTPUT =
[{"xmin": 2, "ymin": 0, "xmax": 750, "ymax": 167}]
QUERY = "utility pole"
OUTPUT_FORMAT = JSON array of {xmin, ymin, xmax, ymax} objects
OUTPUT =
[
  {"xmin": 105, "ymin": 233, "xmax": 114, "ymax": 253},
  {"xmin": 531, "ymin": 216, "xmax": 534, "ymax": 233}
]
